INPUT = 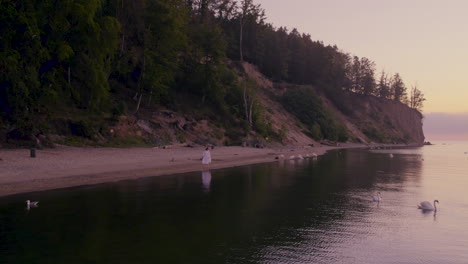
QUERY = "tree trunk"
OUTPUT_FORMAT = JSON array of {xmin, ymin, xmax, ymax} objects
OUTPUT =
[
  {"xmin": 202, "ymin": 63, "xmax": 209, "ymax": 105},
  {"xmin": 120, "ymin": 32, "xmax": 125, "ymax": 56},
  {"xmin": 135, "ymin": 93, "xmax": 143, "ymax": 113},
  {"xmin": 147, "ymin": 90, "xmax": 153, "ymax": 105},
  {"xmin": 68, "ymin": 66, "xmax": 71, "ymax": 85},
  {"xmin": 243, "ymin": 80, "xmax": 249, "ymax": 127},
  {"xmin": 239, "ymin": 16, "xmax": 244, "ymax": 61},
  {"xmin": 248, "ymin": 97, "xmax": 254, "ymax": 128},
  {"xmin": 135, "ymin": 52, "xmax": 146, "ymax": 113},
  {"xmin": 200, "ymin": 0, "xmax": 208, "ymax": 23}
]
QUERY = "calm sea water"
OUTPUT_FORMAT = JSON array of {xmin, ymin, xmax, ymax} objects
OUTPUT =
[{"xmin": 1, "ymin": 142, "xmax": 468, "ymax": 264}]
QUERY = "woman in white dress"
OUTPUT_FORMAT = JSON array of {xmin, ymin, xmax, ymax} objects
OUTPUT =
[{"xmin": 202, "ymin": 147, "xmax": 211, "ymax": 165}]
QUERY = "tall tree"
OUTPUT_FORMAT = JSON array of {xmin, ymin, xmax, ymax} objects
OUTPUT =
[
  {"xmin": 287, "ymin": 28, "xmax": 306, "ymax": 83},
  {"xmin": 391, "ymin": 73, "xmax": 407, "ymax": 103},
  {"xmin": 137, "ymin": 0, "xmax": 188, "ymax": 111},
  {"xmin": 359, "ymin": 57, "xmax": 376, "ymax": 95},
  {"xmin": 350, "ymin": 56, "xmax": 361, "ymax": 93},
  {"xmin": 236, "ymin": 0, "xmax": 264, "ymax": 62},
  {"xmin": 409, "ymin": 84, "xmax": 426, "ymax": 111},
  {"xmin": 377, "ymin": 70, "xmax": 391, "ymax": 99}
]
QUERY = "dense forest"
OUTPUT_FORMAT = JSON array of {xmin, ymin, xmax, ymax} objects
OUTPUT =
[{"xmin": 0, "ymin": 0, "xmax": 425, "ymax": 146}]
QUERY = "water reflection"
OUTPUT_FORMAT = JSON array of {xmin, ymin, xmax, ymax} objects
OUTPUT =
[
  {"xmin": 201, "ymin": 170, "xmax": 212, "ymax": 191},
  {"xmin": 2, "ymin": 146, "xmax": 468, "ymax": 264}
]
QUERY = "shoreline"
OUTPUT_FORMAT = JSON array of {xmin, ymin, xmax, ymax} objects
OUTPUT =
[{"xmin": 0, "ymin": 143, "xmax": 412, "ymax": 198}]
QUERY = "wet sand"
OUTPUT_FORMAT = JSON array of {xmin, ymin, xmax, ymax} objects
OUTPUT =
[{"xmin": 0, "ymin": 143, "xmax": 382, "ymax": 197}]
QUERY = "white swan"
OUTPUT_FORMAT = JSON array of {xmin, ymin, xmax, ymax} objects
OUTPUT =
[
  {"xmin": 26, "ymin": 200, "xmax": 39, "ymax": 209},
  {"xmin": 26, "ymin": 200, "xmax": 39, "ymax": 207},
  {"xmin": 418, "ymin": 200, "xmax": 439, "ymax": 211},
  {"xmin": 372, "ymin": 192, "xmax": 382, "ymax": 202},
  {"xmin": 389, "ymin": 153, "xmax": 394, "ymax": 158}
]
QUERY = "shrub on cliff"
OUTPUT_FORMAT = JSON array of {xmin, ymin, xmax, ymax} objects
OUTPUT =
[{"xmin": 282, "ymin": 86, "xmax": 348, "ymax": 142}]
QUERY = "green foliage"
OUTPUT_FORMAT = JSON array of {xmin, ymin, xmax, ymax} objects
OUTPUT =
[
  {"xmin": 282, "ymin": 86, "xmax": 348, "ymax": 142},
  {"xmin": 309, "ymin": 123, "xmax": 322, "ymax": 140},
  {"xmin": 277, "ymin": 124, "xmax": 288, "ymax": 142},
  {"xmin": 140, "ymin": 0, "xmax": 188, "ymax": 103},
  {"xmin": 175, "ymin": 130, "xmax": 186, "ymax": 143},
  {"xmin": 178, "ymin": 22, "xmax": 228, "ymax": 108},
  {"xmin": 252, "ymin": 102, "xmax": 273, "ymax": 137},
  {"xmin": 0, "ymin": 0, "xmax": 415, "ymax": 146},
  {"xmin": 70, "ymin": 120, "xmax": 96, "ymax": 139},
  {"xmin": 111, "ymin": 101, "xmax": 128, "ymax": 118},
  {"xmin": 362, "ymin": 124, "xmax": 385, "ymax": 143},
  {"xmin": 0, "ymin": 0, "xmax": 120, "ymax": 130}
]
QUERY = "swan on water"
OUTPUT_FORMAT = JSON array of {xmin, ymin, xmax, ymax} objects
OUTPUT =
[
  {"xmin": 418, "ymin": 200, "xmax": 439, "ymax": 211},
  {"xmin": 372, "ymin": 192, "xmax": 382, "ymax": 202},
  {"xmin": 389, "ymin": 153, "xmax": 394, "ymax": 158},
  {"xmin": 26, "ymin": 200, "xmax": 39, "ymax": 206},
  {"xmin": 26, "ymin": 200, "xmax": 39, "ymax": 210}
]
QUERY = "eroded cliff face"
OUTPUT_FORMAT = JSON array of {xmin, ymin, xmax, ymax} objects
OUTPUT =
[
  {"xmin": 243, "ymin": 62, "xmax": 425, "ymax": 145},
  {"xmin": 3, "ymin": 61, "xmax": 424, "ymax": 148},
  {"xmin": 321, "ymin": 93, "xmax": 425, "ymax": 145},
  {"xmin": 53, "ymin": 63, "xmax": 425, "ymax": 147}
]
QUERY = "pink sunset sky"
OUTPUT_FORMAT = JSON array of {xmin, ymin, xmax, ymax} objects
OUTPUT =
[{"xmin": 256, "ymin": 0, "xmax": 468, "ymax": 141}]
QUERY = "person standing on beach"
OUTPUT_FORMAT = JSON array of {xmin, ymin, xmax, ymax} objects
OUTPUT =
[{"xmin": 202, "ymin": 147, "xmax": 211, "ymax": 165}]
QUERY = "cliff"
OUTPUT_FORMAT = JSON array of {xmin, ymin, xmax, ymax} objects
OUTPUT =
[
  {"xmin": 323, "ymin": 93, "xmax": 425, "ymax": 144},
  {"xmin": 1, "ymin": 62, "xmax": 424, "ymax": 148},
  {"xmin": 105, "ymin": 62, "xmax": 425, "ymax": 147},
  {"xmin": 0, "ymin": 1, "xmax": 425, "ymax": 149},
  {"xmin": 241, "ymin": 62, "xmax": 425, "ymax": 146}
]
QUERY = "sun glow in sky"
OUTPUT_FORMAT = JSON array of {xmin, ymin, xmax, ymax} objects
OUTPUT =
[{"xmin": 256, "ymin": 0, "xmax": 468, "ymax": 114}]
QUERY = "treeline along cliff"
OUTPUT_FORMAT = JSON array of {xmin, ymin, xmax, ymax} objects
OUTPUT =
[{"xmin": 0, "ymin": 0, "xmax": 425, "ymax": 147}]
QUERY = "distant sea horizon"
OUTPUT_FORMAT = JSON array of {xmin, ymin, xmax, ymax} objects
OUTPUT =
[{"xmin": 423, "ymin": 137, "xmax": 468, "ymax": 142}]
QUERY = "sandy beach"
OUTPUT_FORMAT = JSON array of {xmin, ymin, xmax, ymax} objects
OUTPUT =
[{"xmin": 0, "ymin": 143, "xmax": 385, "ymax": 197}]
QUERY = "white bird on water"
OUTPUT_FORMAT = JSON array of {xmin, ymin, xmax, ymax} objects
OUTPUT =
[
  {"xmin": 26, "ymin": 200, "xmax": 39, "ymax": 207},
  {"xmin": 372, "ymin": 192, "xmax": 382, "ymax": 202},
  {"xmin": 389, "ymin": 153, "xmax": 394, "ymax": 158},
  {"xmin": 418, "ymin": 200, "xmax": 439, "ymax": 211}
]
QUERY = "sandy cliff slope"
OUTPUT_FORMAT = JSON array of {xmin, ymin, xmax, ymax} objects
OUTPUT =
[{"xmin": 241, "ymin": 62, "xmax": 424, "ymax": 145}]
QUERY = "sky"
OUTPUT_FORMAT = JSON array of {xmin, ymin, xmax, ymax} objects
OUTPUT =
[
  {"xmin": 255, "ymin": 0, "xmax": 468, "ymax": 140},
  {"xmin": 424, "ymin": 113, "xmax": 468, "ymax": 141}
]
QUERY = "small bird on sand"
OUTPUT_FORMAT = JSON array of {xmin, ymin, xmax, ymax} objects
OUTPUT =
[{"xmin": 372, "ymin": 192, "xmax": 382, "ymax": 202}]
